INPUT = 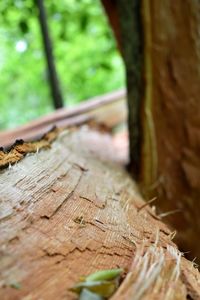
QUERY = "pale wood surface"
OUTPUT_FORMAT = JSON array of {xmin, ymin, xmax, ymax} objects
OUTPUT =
[{"xmin": 0, "ymin": 126, "xmax": 199, "ymax": 300}]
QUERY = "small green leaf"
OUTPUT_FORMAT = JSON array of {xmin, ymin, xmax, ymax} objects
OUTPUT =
[
  {"xmin": 70, "ymin": 280, "xmax": 116, "ymax": 297},
  {"xmin": 85, "ymin": 268, "xmax": 123, "ymax": 282},
  {"xmin": 79, "ymin": 288, "xmax": 104, "ymax": 300},
  {"xmin": 9, "ymin": 282, "xmax": 21, "ymax": 290},
  {"xmin": 70, "ymin": 268, "xmax": 124, "ymax": 299}
]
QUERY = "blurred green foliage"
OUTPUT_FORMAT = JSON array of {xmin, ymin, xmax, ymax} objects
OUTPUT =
[{"xmin": 0, "ymin": 0, "xmax": 124, "ymax": 129}]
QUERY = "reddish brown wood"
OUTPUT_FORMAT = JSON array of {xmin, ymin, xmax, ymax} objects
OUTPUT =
[
  {"xmin": 140, "ymin": 0, "xmax": 200, "ymax": 261},
  {"xmin": 102, "ymin": 0, "xmax": 200, "ymax": 263},
  {"xmin": 0, "ymin": 125, "xmax": 200, "ymax": 300},
  {"xmin": 101, "ymin": 0, "xmax": 121, "ymax": 50}
]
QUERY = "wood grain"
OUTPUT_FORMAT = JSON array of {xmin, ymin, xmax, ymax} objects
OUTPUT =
[{"xmin": 0, "ymin": 126, "xmax": 199, "ymax": 299}]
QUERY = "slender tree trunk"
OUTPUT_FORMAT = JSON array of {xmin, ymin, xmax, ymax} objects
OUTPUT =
[
  {"xmin": 102, "ymin": 0, "xmax": 200, "ymax": 261},
  {"xmin": 36, "ymin": 0, "xmax": 64, "ymax": 109}
]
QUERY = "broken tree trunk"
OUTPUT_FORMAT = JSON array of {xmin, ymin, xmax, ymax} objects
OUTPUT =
[
  {"xmin": 0, "ymin": 121, "xmax": 200, "ymax": 299},
  {"xmin": 140, "ymin": 1, "xmax": 200, "ymax": 261},
  {"xmin": 102, "ymin": 0, "xmax": 200, "ymax": 262}
]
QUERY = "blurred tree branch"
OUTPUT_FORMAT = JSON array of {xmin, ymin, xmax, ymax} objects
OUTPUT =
[{"xmin": 35, "ymin": 0, "xmax": 64, "ymax": 109}]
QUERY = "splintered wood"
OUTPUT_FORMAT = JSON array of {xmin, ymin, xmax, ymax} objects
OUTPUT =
[{"xmin": 0, "ymin": 126, "xmax": 200, "ymax": 300}]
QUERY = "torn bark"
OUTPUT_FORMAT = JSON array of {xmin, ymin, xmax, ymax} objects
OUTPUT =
[{"xmin": 0, "ymin": 125, "xmax": 200, "ymax": 300}]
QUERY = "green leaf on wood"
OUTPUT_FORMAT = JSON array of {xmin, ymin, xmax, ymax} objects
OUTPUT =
[
  {"xmin": 70, "ymin": 268, "xmax": 124, "ymax": 299},
  {"xmin": 79, "ymin": 289, "xmax": 104, "ymax": 300}
]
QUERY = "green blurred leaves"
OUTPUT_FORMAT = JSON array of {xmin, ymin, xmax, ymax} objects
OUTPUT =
[
  {"xmin": 18, "ymin": 19, "xmax": 29, "ymax": 34},
  {"xmin": 0, "ymin": 0, "xmax": 124, "ymax": 129}
]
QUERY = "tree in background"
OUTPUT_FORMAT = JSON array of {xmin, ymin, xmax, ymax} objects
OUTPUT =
[{"xmin": 102, "ymin": 0, "xmax": 200, "ymax": 261}]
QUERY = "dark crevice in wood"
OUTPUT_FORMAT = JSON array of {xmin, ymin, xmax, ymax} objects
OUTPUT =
[{"xmin": 116, "ymin": 0, "xmax": 144, "ymax": 178}]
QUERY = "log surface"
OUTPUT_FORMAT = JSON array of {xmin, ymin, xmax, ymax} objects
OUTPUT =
[{"xmin": 0, "ymin": 126, "xmax": 200, "ymax": 300}]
